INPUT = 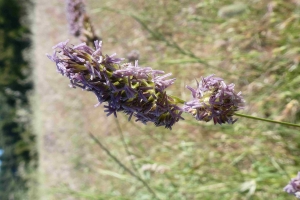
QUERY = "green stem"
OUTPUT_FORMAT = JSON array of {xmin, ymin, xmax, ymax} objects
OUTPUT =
[
  {"xmin": 169, "ymin": 95, "xmax": 185, "ymax": 104},
  {"xmin": 115, "ymin": 118, "xmax": 141, "ymax": 176},
  {"xmin": 234, "ymin": 113, "xmax": 300, "ymax": 128},
  {"xmin": 88, "ymin": 132, "xmax": 161, "ymax": 200},
  {"xmin": 167, "ymin": 95, "xmax": 300, "ymax": 128}
]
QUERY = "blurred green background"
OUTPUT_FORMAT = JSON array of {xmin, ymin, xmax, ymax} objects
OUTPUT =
[{"xmin": 2, "ymin": 0, "xmax": 300, "ymax": 199}]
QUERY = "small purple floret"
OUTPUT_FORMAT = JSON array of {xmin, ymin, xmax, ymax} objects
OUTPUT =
[
  {"xmin": 284, "ymin": 172, "xmax": 300, "ymax": 198},
  {"xmin": 183, "ymin": 75, "xmax": 244, "ymax": 124}
]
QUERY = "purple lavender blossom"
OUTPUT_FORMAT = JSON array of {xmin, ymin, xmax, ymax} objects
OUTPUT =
[
  {"xmin": 183, "ymin": 75, "xmax": 244, "ymax": 124},
  {"xmin": 284, "ymin": 172, "xmax": 300, "ymax": 198},
  {"xmin": 65, "ymin": 0, "xmax": 85, "ymax": 37},
  {"xmin": 47, "ymin": 40, "xmax": 183, "ymax": 129}
]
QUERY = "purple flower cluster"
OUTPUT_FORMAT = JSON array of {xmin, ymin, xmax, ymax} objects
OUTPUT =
[
  {"xmin": 65, "ymin": 0, "xmax": 85, "ymax": 37},
  {"xmin": 284, "ymin": 172, "xmax": 300, "ymax": 198},
  {"xmin": 183, "ymin": 75, "xmax": 244, "ymax": 124},
  {"xmin": 47, "ymin": 40, "xmax": 183, "ymax": 129}
]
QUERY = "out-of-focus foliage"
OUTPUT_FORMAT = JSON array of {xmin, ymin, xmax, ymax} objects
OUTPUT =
[
  {"xmin": 0, "ymin": 0, "xmax": 35, "ymax": 199},
  {"xmin": 34, "ymin": 0, "xmax": 300, "ymax": 199}
]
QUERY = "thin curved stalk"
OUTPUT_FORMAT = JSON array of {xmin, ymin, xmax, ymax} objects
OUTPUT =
[
  {"xmin": 234, "ymin": 113, "xmax": 300, "ymax": 128},
  {"xmin": 115, "ymin": 118, "xmax": 141, "ymax": 176},
  {"xmin": 88, "ymin": 132, "xmax": 161, "ymax": 200}
]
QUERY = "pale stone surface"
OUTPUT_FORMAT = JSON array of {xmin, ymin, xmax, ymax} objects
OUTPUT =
[{"xmin": 32, "ymin": 0, "xmax": 115, "ymax": 198}]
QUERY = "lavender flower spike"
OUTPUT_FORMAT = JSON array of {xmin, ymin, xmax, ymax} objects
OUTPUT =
[
  {"xmin": 183, "ymin": 75, "xmax": 244, "ymax": 124},
  {"xmin": 65, "ymin": 0, "xmax": 85, "ymax": 37},
  {"xmin": 65, "ymin": 0, "xmax": 100, "ymax": 45},
  {"xmin": 284, "ymin": 172, "xmax": 300, "ymax": 198},
  {"xmin": 47, "ymin": 40, "xmax": 183, "ymax": 129}
]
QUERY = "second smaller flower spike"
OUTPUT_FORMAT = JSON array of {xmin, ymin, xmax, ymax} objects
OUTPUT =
[
  {"xmin": 183, "ymin": 75, "xmax": 244, "ymax": 124},
  {"xmin": 65, "ymin": 0, "xmax": 85, "ymax": 37},
  {"xmin": 65, "ymin": 0, "xmax": 100, "ymax": 45}
]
